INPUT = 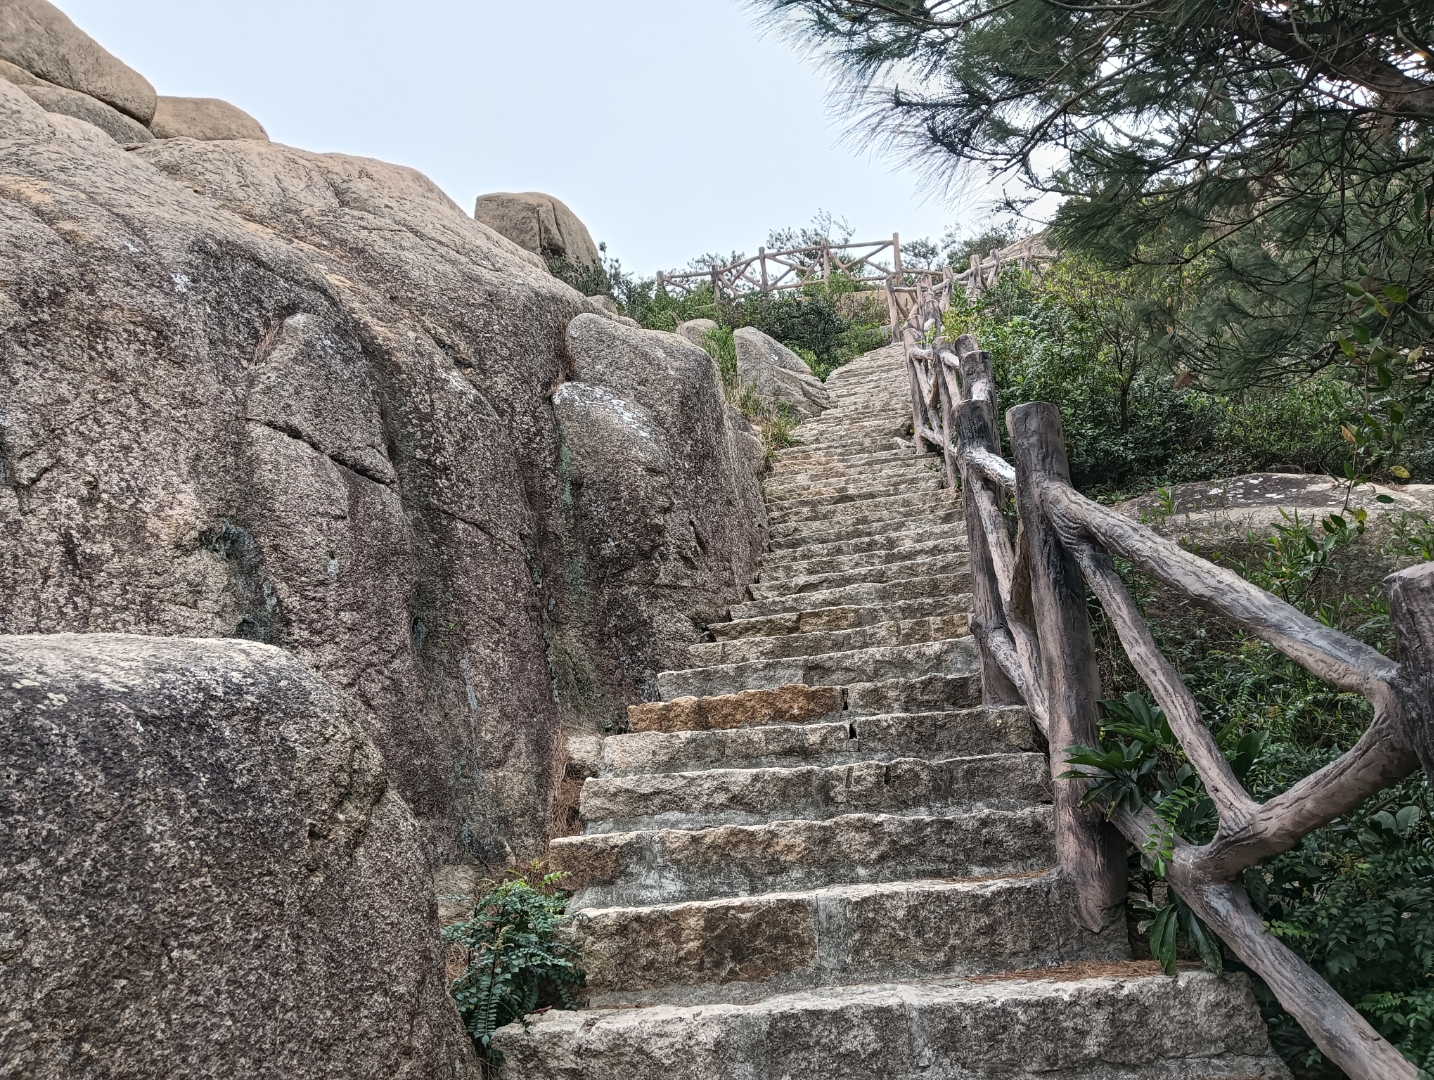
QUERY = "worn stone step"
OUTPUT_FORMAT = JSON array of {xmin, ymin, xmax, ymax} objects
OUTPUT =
[
  {"xmin": 770, "ymin": 490, "xmax": 955, "ymax": 527},
  {"xmin": 493, "ymin": 968, "xmax": 1287, "ymax": 1080},
  {"xmin": 769, "ymin": 447, "xmax": 925, "ymax": 473},
  {"xmin": 688, "ymin": 614, "xmax": 969, "ymax": 667},
  {"xmin": 764, "ymin": 467, "xmax": 937, "ymax": 502},
  {"xmin": 749, "ymin": 552, "xmax": 969, "ymax": 601},
  {"xmin": 580, "ymin": 751, "xmax": 1049, "ymax": 833},
  {"xmin": 765, "ymin": 477, "xmax": 941, "ymax": 514},
  {"xmin": 550, "ymin": 807, "xmax": 1055, "ymax": 910},
  {"xmin": 768, "ymin": 508, "xmax": 963, "ymax": 551},
  {"xmin": 709, "ymin": 595, "xmax": 969, "ymax": 643},
  {"xmin": 765, "ymin": 462, "xmax": 935, "ymax": 496},
  {"xmin": 732, "ymin": 572, "xmax": 971, "ymax": 621},
  {"xmin": 771, "ymin": 446, "xmax": 916, "ymax": 471},
  {"xmin": 759, "ymin": 522, "xmax": 966, "ymax": 568},
  {"xmin": 598, "ymin": 705, "xmax": 1031, "ymax": 777},
  {"xmin": 778, "ymin": 434, "xmax": 913, "ymax": 459},
  {"xmin": 760, "ymin": 536, "xmax": 968, "ymax": 582},
  {"xmin": 568, "ymin": 873, "xmax": 1128, "ymax": 1008},
  {"xmin": 628, "ymin": 685, "xmax": 844, "ymax": 734},
  {"xmin": 657, "ymin": 636, "xmax": 979, "ymax": 700},
  {"xmin": 770, "ymin": 495, "xmax": 957, "ymax": 535}
]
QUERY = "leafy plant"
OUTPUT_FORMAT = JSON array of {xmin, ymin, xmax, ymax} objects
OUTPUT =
[{"xmin": 441, "ymin": 868, "xmax": 585, "ymax": 1065}]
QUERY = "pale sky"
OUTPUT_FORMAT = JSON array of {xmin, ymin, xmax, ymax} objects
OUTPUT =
[{"xmin": 58, "ymin": 0, "xmax": 1005, "ymax": 275}]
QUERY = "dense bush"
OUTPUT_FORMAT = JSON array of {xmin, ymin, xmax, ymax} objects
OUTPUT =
[
  {"xmin": 547, "ymin": 247, "xmax": 890, "ymax": 380},
  {"xmin": 946, "ymin": 258, "xmax": 1433, "ymax": 499}
]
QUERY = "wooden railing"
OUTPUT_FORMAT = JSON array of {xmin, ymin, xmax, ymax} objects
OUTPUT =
[
  {"xmin": 656, "ymin": 234, "xmax": 1053, "ymax": 341},
  {"xmin": 897, "ymin": 284, "xmax": 1434, "ymax": 1080}
]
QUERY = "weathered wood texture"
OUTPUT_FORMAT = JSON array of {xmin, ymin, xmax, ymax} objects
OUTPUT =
[
  {"xmin": 1007, "ymin": 403, "xmax": 1127, "ymax": 934},
  {"xmin": 893, "ymin": 315, "xmax": 1432, "ymax": 1080}
]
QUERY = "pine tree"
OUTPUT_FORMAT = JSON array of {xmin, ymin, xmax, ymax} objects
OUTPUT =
[{"xmin": 754, "ymin": 0, "xmax": 1434, "ymax": 381}]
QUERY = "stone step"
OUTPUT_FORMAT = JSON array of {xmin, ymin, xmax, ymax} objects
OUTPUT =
[
  {"xmin": 769, "ymin": 495, "xmax": 957, "ymax": 535},
  {"xmin": 767, "ymin": 508, "xmax": 963, "ymax": 551},
  {"xmin": 766, "ymin": 477, "xmax": 942, "ymax": 514},
  {"xmin": 748, "ymin": 552, "xmax": 969, "ymax": 601},
  {"xmin": 628, "ymin": 685, "xmax": 843, "ymax": 734},
  {"xmin": 657, "ymin": 636, "xmax": 979, "ymax": 700},
  {"xmin": 568, "ymin": 873, "xmax": 1128, "ymax": 1008},
  {"xmin": 764, "ymin": 466, "xmax": 937, "ymax": 502},
  {"xmin": 779, "ymin": 435, "xmax": 913, "ymax": 459},
  {"xmin": 759, "ymin": 535, "xmax": 967, "ymax": 582},
  {"xmin": 732, "ymin": 572, "xmax": 971, "ymax": 621},
  {"xmin": 759, "ymin": 522, "xmax": 967, "ymax": 569},
  {"xmin": 770, "ymin": 490, "xmax": 955, "ymax": 527},
  {"xmin": 579, "ymin": 751, "xmax": 1049, "ymax": 833},
  {"xmin": 709, "ymin": 595, "xmax": 970, "ymax": 642},
  {"xmin": 774, "ymin": 450, "xmax": 917, "ymax": 479},
  {"xmin": 771, "ymin": 446, "xmax": 916, "ymax": 471},
  {"xmin": 598, "ymin": 705, "xmax": 1032, "ymax": 777},
  {"xmin": 687, "ymin": 614, "xmax": 969, "ymax": 667},
  {"xmin": 492, "ymin": 968, "xmax": 1287, "ymax": 1080},
  {"xmin": 764, "ymin": 461, "xmax": 934, "ymax": 495},
  {"xmin": 550, "ymin": 806, "xmax": 1056, "ymax": 910}
]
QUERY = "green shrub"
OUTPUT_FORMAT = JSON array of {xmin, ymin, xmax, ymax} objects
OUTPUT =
[
  {"xmin": 949, "ymin": 260, "xmax": 1392, "ymax": 498},
  {"xmin": 441, "ymin": 868, "xmax": 585, "ymax": 1065}
]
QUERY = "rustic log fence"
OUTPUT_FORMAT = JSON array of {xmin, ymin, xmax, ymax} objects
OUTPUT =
[
  {"xmin": 896, "ymin": 279, "xmax": 1434, "ymax": 1080},
  {"xmin": 655, "ymin": 233, "xmax": 1046, "ymax": 334}
]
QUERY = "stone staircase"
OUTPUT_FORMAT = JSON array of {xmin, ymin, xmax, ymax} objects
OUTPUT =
[{"xmin": 495, "ymin": 345, "xmax": 1289, "ymax": 1079}]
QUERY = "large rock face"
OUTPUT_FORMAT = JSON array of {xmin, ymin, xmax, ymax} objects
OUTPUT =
[
  {"xmin": 0, "ymin": 633, "xmax": 480, "ymax": 1080},
  {"xmin": 554, "ymin": 315, "xmax": 766, "ymax": 703},
  {"xmin": 150, "ymin": 94, "xmax": 269, "ymax": 141},
  {"xmin": 0, "ymin": 80, "xmax": 762, "ymax": 867},
  {"xmin": 475, "ymin": 190, "xmax": 603, "ymax": 266},
  {"xmin": 734, "ymin": 326, "xmax": 831, "ymax": 418},
  {"xmin": 0, "ymin": 0, "xmax": 157, "ymax": 122}
]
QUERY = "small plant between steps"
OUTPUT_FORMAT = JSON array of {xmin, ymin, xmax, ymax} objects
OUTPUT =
[
  {"xmin": 442, "ymin": 865, "xmax": 586, "ymax": 1066},
  {"xmin": 699, "ymin": 325, "xmax": 801, "ymax": 460}
]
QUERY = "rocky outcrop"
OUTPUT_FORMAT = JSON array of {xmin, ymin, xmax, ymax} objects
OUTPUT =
[
  {"xmin": 551, "ymin": 316, "xmax": 765, "ymax": 704},
  {"xmin": 734, "ymin": 326, "xmax": 831, "ymax": 418},
  {"xmin": 475, "ymin": 190, "xmax": 602, "ymax": 266},
  {"xmin": 0, "ymin": 633, "xmax": 479, "ymax": 1080},
  {"xmin": 0, "ymin": 56, "xmax": 152, "ymax": 143},
  {"xmin": 0, "ymin": 79, "xmax": 761, "ymax": 866},
  {"xmin": 150, "ymin": 94, "xmax": 269, "ymax": 140},
  {"xmin": 0, "ymin": 0, "xmax": 156, "ymax": 123}
]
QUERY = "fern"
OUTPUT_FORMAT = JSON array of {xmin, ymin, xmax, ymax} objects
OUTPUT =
[{"xmin": 441, "ymin": 869, "xmax": 586, "ymax": 1065}]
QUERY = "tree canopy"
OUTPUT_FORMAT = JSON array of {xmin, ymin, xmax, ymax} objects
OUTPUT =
[{"xmin": 754, "ymin": 0, "xmax": 1434, "ymax": 381}]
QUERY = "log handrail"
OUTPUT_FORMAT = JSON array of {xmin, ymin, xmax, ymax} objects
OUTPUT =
[{"xmin": 894, "ymin": 302, "xmax": 1434, "ymax": 1080}]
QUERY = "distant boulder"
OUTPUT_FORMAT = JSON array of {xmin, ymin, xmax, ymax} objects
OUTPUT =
[
  {"xmin": 734, "ymin": 326, "xmax": 831, "ymax": 418},
  {"xmin": 0, "ymin": 0, "xmax": 157, "ymax": 123},
  {"xmin": 676, "ymin": 318, "xmax": 719, "ymax": 349},
  {"xmin": 475, "ymin": 191, "xmax": 601, "ymax": 266},
  {"xmin": 150, "ymin": 95, "xmax": 268, "ymax": 141}
]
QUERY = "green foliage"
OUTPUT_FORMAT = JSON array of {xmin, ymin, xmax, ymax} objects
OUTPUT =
[
  {"xmin": 696, "ymin": 326, "xmax": 801, "ymax": 463},
  {"xmin": 950, "ymin": 260, "xmax": 1369, "ymax": 496},
  {"xmin": 441, "ymin": 869, "xmax": 585, "ymax": 1065},
  {"xmin": 754, "ymin": 0, "xmax": 1434, "ymax": 388}
]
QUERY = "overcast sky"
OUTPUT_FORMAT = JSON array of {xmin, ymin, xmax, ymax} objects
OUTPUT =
[{"xmin": 59, "ymin": 0, "xmax": 1009, "ymax": 275}]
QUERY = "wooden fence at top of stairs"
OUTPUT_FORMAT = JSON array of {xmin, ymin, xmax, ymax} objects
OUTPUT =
[
  {"xmin": 655, "ymin": 233, "xmax": 1055, "ymax": 329},
  {"xmin": 894, "ymin": 276, "xmax": 1434, "ymax": 1080}
]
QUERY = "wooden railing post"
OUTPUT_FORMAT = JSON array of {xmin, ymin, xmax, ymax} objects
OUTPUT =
[
  {"xmin": 1390, "ymin": 561, "xmax": 1434, "ymax": 783},
  {"xmin": 1007, "ymin": 402, "xmax": 1126, "ymax": 932}
]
